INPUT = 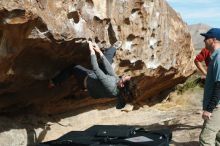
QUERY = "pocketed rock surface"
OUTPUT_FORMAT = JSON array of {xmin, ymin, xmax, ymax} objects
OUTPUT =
[{"xmin": 0, "ymin": 0, "xmax": 194, "ymax": 114}]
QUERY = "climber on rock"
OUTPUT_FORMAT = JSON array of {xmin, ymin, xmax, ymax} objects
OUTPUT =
[{"xmin": 48, "ymin": 40, "xmax": 134, "ymax": 109}]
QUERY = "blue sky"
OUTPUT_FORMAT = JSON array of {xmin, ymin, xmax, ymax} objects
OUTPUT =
[{"xmin": 166, "ymin": 0, "xmax": 220, "ymax": 27}]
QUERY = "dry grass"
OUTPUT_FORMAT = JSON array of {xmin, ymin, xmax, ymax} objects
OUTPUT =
[{"xmin": 154, "ymin": 73, "xmax": 203, "ymax": 111}]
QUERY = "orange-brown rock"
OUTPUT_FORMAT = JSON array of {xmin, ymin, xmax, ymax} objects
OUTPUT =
[{"xmin": 0, "ymin": 0, "xmax": 195, "ymax": 114}]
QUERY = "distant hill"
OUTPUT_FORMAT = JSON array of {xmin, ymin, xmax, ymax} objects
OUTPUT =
[{"xmin": 188, "ymin": 23, "xmax": 211, "ymax": 50}]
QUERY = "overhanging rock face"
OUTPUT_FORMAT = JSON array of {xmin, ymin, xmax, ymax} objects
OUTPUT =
[{"xmin": 0, "ymin": 0, "xmax": 195, "ymax": 114}]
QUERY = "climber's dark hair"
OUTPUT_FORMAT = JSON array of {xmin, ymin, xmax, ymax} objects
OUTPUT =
[{"xmin": 119, "ymin": 78, "xmax": 136, "ymax": 101}]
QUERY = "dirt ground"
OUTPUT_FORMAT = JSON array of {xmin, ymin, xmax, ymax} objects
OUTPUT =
[
  {"xmin": 37, "ymin": 84, "xmax": 204, "ymax": 145},
  {"xmin": 0, "ymin": 77, "xmax": 205, "ymax": 146},
  {"xmin": 143, "ymin": 85, "xmax": 204, "ymax": 146}
]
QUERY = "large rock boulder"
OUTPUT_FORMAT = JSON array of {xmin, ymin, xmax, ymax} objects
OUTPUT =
[{"xmin": 0, "ymin": 0, "xmax": 195, "ymax": 114}]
